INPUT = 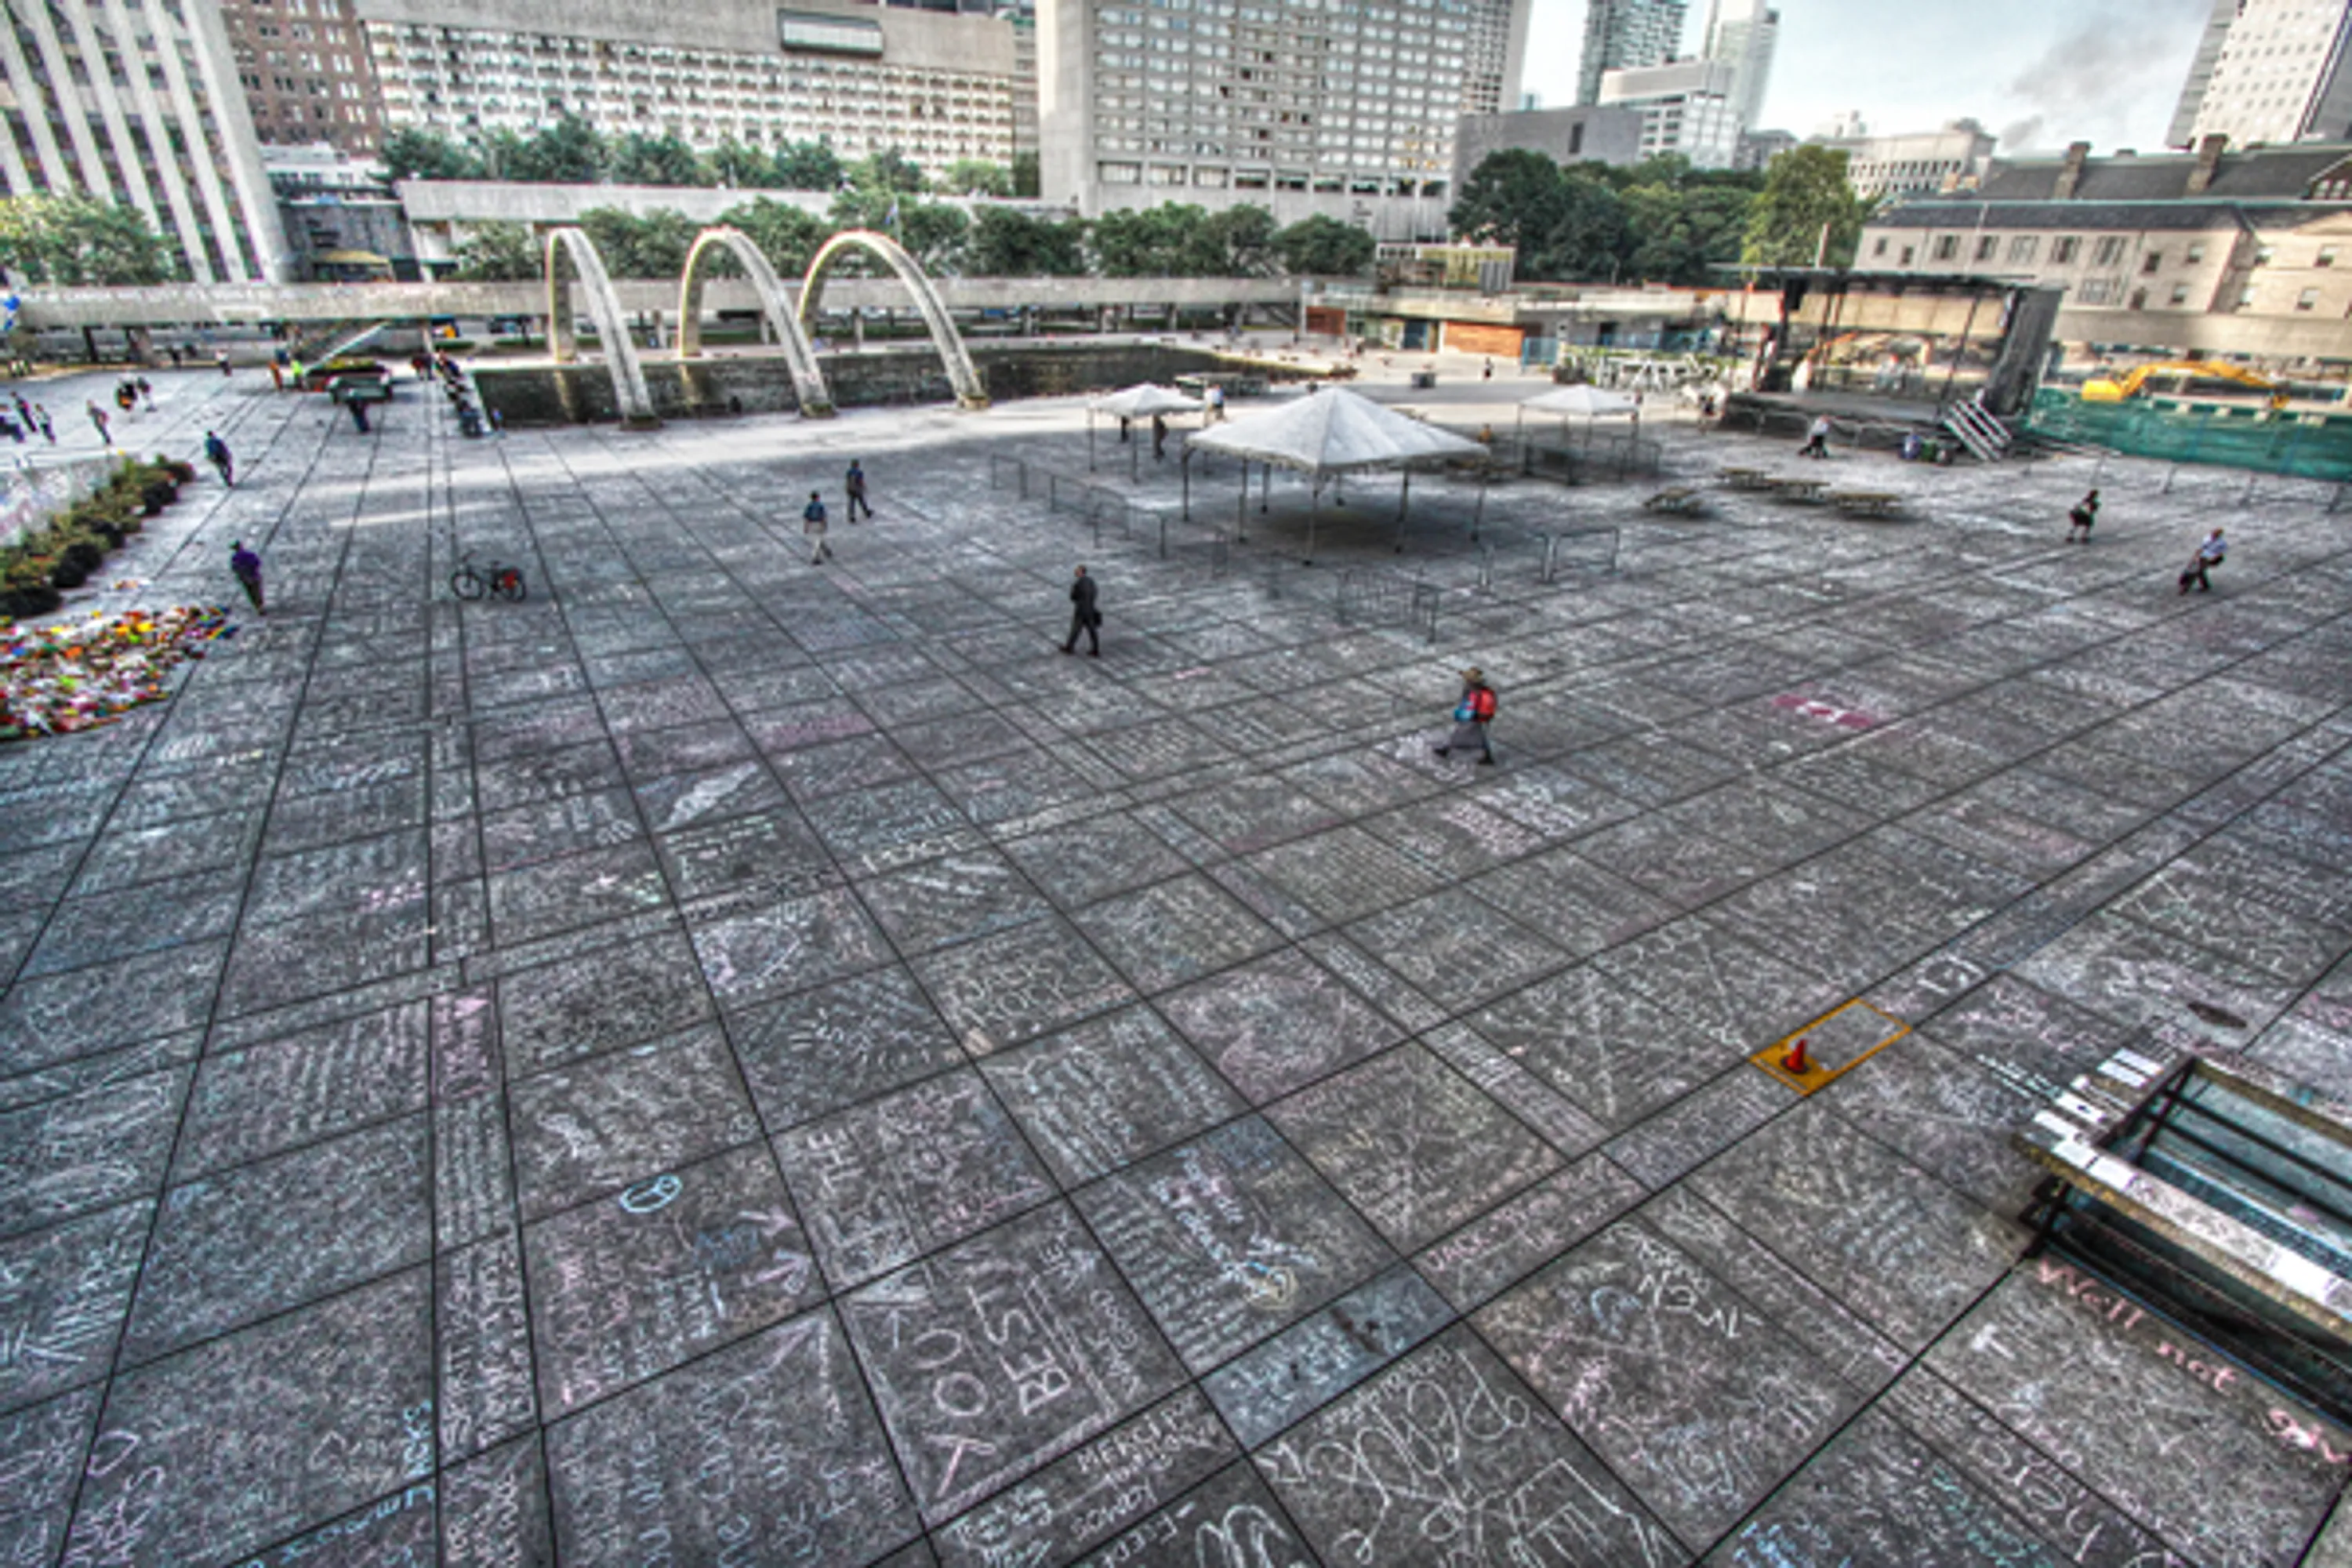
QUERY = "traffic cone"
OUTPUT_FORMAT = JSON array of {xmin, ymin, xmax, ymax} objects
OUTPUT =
[{"xmin": 1782, "ymin": 1036, "xmax": 1811, "ymax": 1075}]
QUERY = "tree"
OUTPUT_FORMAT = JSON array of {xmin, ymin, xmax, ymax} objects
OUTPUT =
[
  {"xmin": 507, "ymin": 113, "xmax": 607, "ymax": 183},
  {"xmin": 1531, "ymin": 171, "xmax": 1628, "ymax": 281},
  {"xmin": 576, "ymin": 207, "xmax": 702, "ymax": 278},
  {"xmin": 1742, "ymin": 145, "xmax": 1872, "ymax": 268},
  {"xmin": 967, "ymin": 208, "xmax": 1089, "ymax": 276},
  {"xmin": 377, "ymin": 128, "xmax": 483, "ymax": 183},
  {"xmin": 1011, "ymin": 151, "xmax": 1041, "ymax": 198},
  {"xmin": 1273, "ymin": 214, "xmax": 1374, "ymax": 277},
  {"xmin": 719, "ymin": 196, "xmax": 831, "ymax": 276},
  {"xmin": 609, "ymin": 132, "xmax": 707, "ymax": 188},
  {"xmin": 851, "ymin": 149, "xmax": 926, "ymax": 194},
  {"xmin": 1449, "ymin": 150, "xmax": 1568, "ymax": 259},
  {"xmin": 451, "ymin": 220, "xmax": 540, "ymax": 282},
  {"xmin": 935, "ymin": 160, "xmax": 1012, "ymax": 198},
  {"xmin": 1202, "ymin": 205, "xmax": 1278, "ymax": 276},
  {"xmin": 1621, "ymin": 180, "xmax": 1752, "ymax": 285},
  {"xmin": 826, "ymin": 189, "xmax": 967, "ymax": 270},
  {"xmin": 1088, "ymin": 203, "xmax": 1256, "ymax": 277},
  {"xmin": 0, "ymin": 195, "xmax": 178, "ymax": 285},
  {"xmin": 706, "ymin": 140, "xmax": 772, "ymax": 190},
  {"xmin": 774, "ymin": 140, "xmax": 844, "ymax": 191}
]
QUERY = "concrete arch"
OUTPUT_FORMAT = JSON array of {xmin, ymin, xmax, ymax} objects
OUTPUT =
[
  {"xmin": 797, "ymin": 228, "xmax": 989, "ymax": 410},
  {"xmin": 675, "ymin": 227, "xmax": 834, "ymax": 417},
  {"xmin": 545, "ymin": 226, "xmax": 657, "ymax": 426}
]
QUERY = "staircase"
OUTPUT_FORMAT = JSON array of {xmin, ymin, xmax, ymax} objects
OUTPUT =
[{"xmin": 1940, "ymin": 391, "xmax": 2014, "ymax": 462}]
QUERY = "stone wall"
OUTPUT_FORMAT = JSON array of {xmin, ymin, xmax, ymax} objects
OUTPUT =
[{"xmin": 474, "ymin": 342, "xmax": 1227, "ymax": 426}]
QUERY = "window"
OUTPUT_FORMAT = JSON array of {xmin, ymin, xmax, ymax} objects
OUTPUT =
[
  {"xmin": 2321, "ymin": 246, "xmax": 2339, "ymax": 268},
  {"xmin": 2170, "ymin": 282, "xmax": 2190, "ymax": 305},
  {"xmin": 2142, "ymin": 252, "xmax": 2163, "ymax": 273},
  {"xmin": 1932, "ymin": 235, "xmax": 1959, "ymax": 261},
  {"xmin": 2186, "ymin": 242, "xmax": 2206, "ymax": 264},
  {"xmin": 1873, "ymin": 236, "xmax": 1888, "ymax": 257},
  {"xmin": 2298, "ymin": 287, "xmax": 2320, "ymax": 310},
  {"xmin": 2052, "ymin": 236, "xmax": 2079, "ymax": 264},
  {"xmin": 1975, "ymin": 234, "xmax": 1998, "ymax": 261},
  {"xmin": 2237, "ymin": 286, "xmax": 2256, "ymax": 310},
  {"xmin": 2078, "ymin": 278, "xmax": 2112, "ymax": 305},
  {"xmin": 2094, "ymin": 236, "xmax": 2126, "ymax": 266},
  {"xmin": 2008, "ymin": 234, "xmax": 2038, "ymax": 264}
]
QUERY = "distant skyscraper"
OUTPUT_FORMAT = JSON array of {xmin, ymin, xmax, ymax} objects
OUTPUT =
[
  {"xmin": 1575, "ymin": 0, "xmax": 1686, "ymax": 107},
  {"xmin": 2170, "ymin": 0, "xmax": 2352, "ymax": 148},
  {"xmin": 1597, "ymin": 58, "xmax": 1739, "ymax": 167},
  {"xmin": 217, "ymin": 0, "xmax": 388, "ymax": 155},
  {"xmin": 1700, "ymin": 0, "xmax": 1777, "ymax": 129}
]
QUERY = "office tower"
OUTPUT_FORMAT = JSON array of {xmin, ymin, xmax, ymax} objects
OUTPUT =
[
  {"xmin": 1575, "ymin": 0, "xmax": 1686, "ymax": 108},
  {"xmin": 1700, "ymin": 0, "xmax": 1777, "ymax": 129},
  {"xmin": 1598, "ymin": 58, "xmax": 1740, "ymax": 167},
  {"xmin": 216, "ymin": 0, "xmax": 389, "ymax": 154},
  {"xmin": 355, "ymin": 0, "xmax": 1018, "ymax": 172},
  {"xmin": 1037, "ymin": 0, "xmax": 1531, "ymax": 240},
  {"xmin": 0, "ymin": 0, "xmax": 288, "ymax": 281},
  {"xmin": 2172, "ymin": 0, "xmax": 2352, "ymax": 147}
]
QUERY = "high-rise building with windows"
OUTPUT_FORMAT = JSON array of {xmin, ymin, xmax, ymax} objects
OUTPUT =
[
  {"xmin": 1700, "ymin": 0, "xmax": 1775, "ymax": 130},
  {"xmin": 1598, "ymin": 58, "xmax": 1738, "ymax": 167},
  {"xmin": 354, "ymin": 0, "xmax": 1018, "ymax": 172},
  {"xmin": 218, "ymin": 0, "xmax": 388, "ymax": 155},
  {"xmin": 1038, "ymin": 0, "xmax": 1530, "ymax": 241},
  {"xmin": 2170, "ymin": 0, "xmax": 2352, "ymax": 149},
  {"xmin": 0, "ymin": 0, "xmax": 289, "ymax": 281},
  {"xmin": 1574, "ymin": 0, "xmax": 1685, "ymax": 107}
]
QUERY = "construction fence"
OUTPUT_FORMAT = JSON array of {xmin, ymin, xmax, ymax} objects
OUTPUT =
[{"xmin": 2026, "ymin": 390, "xmax": 2352, "ymax": 481}]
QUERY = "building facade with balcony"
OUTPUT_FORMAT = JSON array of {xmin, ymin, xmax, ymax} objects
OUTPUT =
[
  {"xmin": 0, "ymin": 0, "xmax": 288, "ymax": 281},
  {"xmin": 1037, "ymin": 0, "xmax": 1529, "ymax": 242},
  {"xmin": 1856, "ymin": 138, "xmax": 2352, "ymax": 364},
  {"xmin": 218, "ymin": 0, "xmax": 388, "ymax": 155},
  {"xmin": 354, "ymin": 0, "xmax": 1018, "ymax": 171}
]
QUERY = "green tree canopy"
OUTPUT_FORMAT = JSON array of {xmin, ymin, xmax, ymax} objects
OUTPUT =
[
  {"xmin": 576, "ymin": 207, "xmax": 702, "ymax": 278},
  {"xmin": 1272, "ymin": 214, "xmax": 1376, "ymax": 277},
  {"xmin": 1621, "ymin": 180, "xmax": 1753, "ymax": 285},
  {"xmin": 775, "ymin": 140, "xmax": 845, "ymax": 191},
  {"xmin": 377, "ymin": 128, "xmax": 484, "ymax": 183},
  {"xmin": 851, "ymin": 149, "xmax": 926, "ymax": 194},
  {"xmin": 0, "ymin": 195, "xmax": 178, "ymax": 285},
  {"xmin": 1087, "ymin": 203, "xmax": 1276, "ymax": 277},
  {"xmin": 1448, "ymin": 150, "xmax": 1569, "ymax": 260},
  {"xmin": 826, "ymin": 189, "xmax": 968, "ymax": 270},
  {"xmin": 506, "ymin": 114, "xmax": 607, "ymax": 183},
  {"xmin": 609, "ymin": 132, "xmax": 707, "ymax": 188},
  {"xmin": 1011, "ymin": 151, "xmax": 1041, "ymax": 198},
  {"xmin": 717, "ymin": 197, "xmax": 832, "ymax": 275},
  {"xmin": 450, "ymin": 220, "xmax": 539, "ymax": 282},
  {"xmin": 935, "ymin": 160, "xmax": 1013, "ymax": 198},
  {"xmin": 1742, "ymin": 145, "xmax": 1873, "ymax": 268},
  {"xmin": 967, "ymin": 208, "xmax": 1089, "ymax": 276}
]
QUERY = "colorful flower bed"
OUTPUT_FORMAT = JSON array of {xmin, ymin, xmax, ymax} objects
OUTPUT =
[{"xmin": 0, "ymin": 605, "xmax": 235, "ymax": 740}]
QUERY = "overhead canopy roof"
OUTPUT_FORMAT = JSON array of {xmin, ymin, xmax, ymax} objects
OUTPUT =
[
  {"xmin": 1187, "ymin": 387, "xmax": 1483, "ymax": 475},
  {"xmin": 1521, "ymin": 385, "xmax": 1639, "ymax": 416},
  {"xmin": 1090, "ymin": 383, "xmax": 1203, "ymax": 418}
]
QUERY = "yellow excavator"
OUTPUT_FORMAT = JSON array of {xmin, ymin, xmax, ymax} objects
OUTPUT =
[{"xmin": 2081, "ymin": 360, "xmax": 2289, "ymax": 408}]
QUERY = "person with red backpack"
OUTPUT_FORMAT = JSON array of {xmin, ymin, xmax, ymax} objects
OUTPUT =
[{"xmin": 1435, "ymin": 667, "xmax": 1497, "ymax": 764}]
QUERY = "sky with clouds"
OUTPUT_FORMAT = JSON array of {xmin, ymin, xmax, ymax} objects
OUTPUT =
[{"xmin": 1519, "ymin": 0, "xmax": 2222, "ymax": 154}]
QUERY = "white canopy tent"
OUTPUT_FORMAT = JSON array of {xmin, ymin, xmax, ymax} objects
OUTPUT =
[
  {"xmin": 1087, "ymin": 383, "xmax": 1204, "ymax": 474},
  {"xmin": 1519, "ymin": 385, "xmax": 1639, "ymax": 418},
  {"xmin": 1185, "ymin": 387, "xmax": 1487, "ymax": 561}
]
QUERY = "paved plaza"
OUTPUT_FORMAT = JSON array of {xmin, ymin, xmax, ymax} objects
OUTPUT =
[{"xmin": 2, "ymin": 361, "xmax": 2350, "ymax": 1566}]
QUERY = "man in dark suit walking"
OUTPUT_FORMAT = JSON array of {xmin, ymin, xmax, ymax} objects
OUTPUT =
[{"xmin": 1062, "ymin": 564, "xmax": 1101, "ymax": 656}]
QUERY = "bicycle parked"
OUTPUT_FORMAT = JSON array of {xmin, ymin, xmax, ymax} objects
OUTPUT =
[{"xmin": 450, "ymin": 553, "xmax": 526, "ymax": 601}]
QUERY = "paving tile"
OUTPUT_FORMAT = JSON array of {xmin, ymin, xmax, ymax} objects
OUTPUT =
[
  {"xmin": 1156, "ymin": 946, "xmax": 1405, "ymax": 1102},
  {"xmin": 916, "ymin": 915, "xmax": 1138, "ymax": 1054},
  {"xmin": 546, "ymin": 1308, "xmax": 920, "ymax": 1564},
  {"xmin": 1343, "ymin": 888, "xmax": 1566, "ymax": 1012},
  {"xmin": 979, "ymin": 1005, "xmax": 1246, "ymax": 1185},
  {"xmin": 1466, "ymin": 964, "xmax": 1731, "ymax": 1132},
  {"xmin": 1081, "ymin": 872, "xmax": 1284, "ymax": 993},
  {"xmin": 1255, "ymin": 1324, "xmax": 1685, "ymax": 1564},
  {"xmin": 507, "ymin": 1025, "xmax": 761, "ymax": 1218},
  {"xmin": 0, "ymin": 1387, "xmax": 103, "ymax": 1568},
  {"xmin": 860, "ymin": 848, "xmax": 1057, "ymax": 955},
  {"xmin": 0, "ymin": 1066, "xmax": 188, "ymax": 1239},
  {"xmin": 688, "ymin": 881, "xmax": 891, "ymax": 1007},
  {"xmin": 1000, "ymin": 810, "xmax": 1194, "ymax": 907},
  {"xmin": 1067, "ymin": 1461, "xmax": 1314, "ymax": 1567},
  {"xmin": 1265, "ymin": 1042, "xmax": 1558, "ymax": 1251},
  {"xmin": 1076, "ymin": 1116, "xmax": 1394, "ymax": 1374},
  {"xmin": 776, "ymin": 1068, "xmax": 1054, "ymax": 1290},
  {"xmin": 496, "ymin": 927, "xmax": 713, "ymax": 1078},
  {"xmin": 840, "ymin": 1202, "xmax": 1188, "ymax": 1525},
  {"xmin": 1473, "ymin": 1218, "xmax": 1865, "ymax": 1548},
  {"xmin": 524, "ymin": 1143, "xmax": 821, "ymax": 1417}
]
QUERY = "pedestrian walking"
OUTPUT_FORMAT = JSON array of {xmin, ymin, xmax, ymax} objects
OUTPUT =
[
  {"xmin": 1118, "ymin": 415, "xmax": 1131, "ymax": 445},
  {"xmin": 1061, "ymin": 564, "xmax": 1101, "ymax": 656},
  {"xmin": 1433, "ymin": 666, "xmax": 1498, "ymax": 765},
  {"xmin": 1152, "ymin": 413, "xmax": 1168, "ymax": 461},
  {"xmin": 1799, "ymin": 415, "xmax": 1831, "ymax": 459},
  {"xmin": 268, "ymin": 362, "xmax": 285, "ymax": 391},
  {"xmin": 845, "ymin": 459, "xmax": 873, "ymax": 521},
  {"xmin": 228, "ymin": 539, "xmax": 265, "ymax": 614},
  {"xmin": 2179, "ymin": 528, "xmax": 2227, "ymax": 594},
  {"xmin": 1207, "ymin": 383, "xmax": 1225, "ymax": 423},
  {"xmin": 166, "ymin": 345, "xmax": 183, "ymax": 368},
  {"xmin": 347, "ymin": 398, "xmax": 371, "ymax": 432},
  {"xmin": 204, "ymin": 430, "xmax": 234, "ymax": 486},
  {"xmin": 2067, "ymin": 490, "xmax": 2100, "ymax": 543},
  {"xmin": 135, "ymin": 377, "xmax": 154, "ymax": 412},
  {"xmin": 86, "ymin": 402, "xmax": 110, "ymax": 444},
  {"xmin": 34, "ymin": 406, "xmax": 53, "ymax": 443},
  {"xmin": 804, "ymin": 491, "xmax": 832, "ymax": 564},
  {"xmin": 216, "ymin": 350, "xmax": 231, "ymax": 377},
  {"xmin": 1483, "ymin": 358, "xmax": 1494, "ymax": 381}
]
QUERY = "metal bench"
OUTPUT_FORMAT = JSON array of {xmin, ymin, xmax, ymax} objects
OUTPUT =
[{"xmin": 1643, "ymin": 487, "xmax": 1705, "ymax": 514}]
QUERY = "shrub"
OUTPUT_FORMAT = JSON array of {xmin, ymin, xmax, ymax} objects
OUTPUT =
[
  {"xmin": 60, "ymin": 539, "xmax": 103, "ymax": 573},
  {"xmin": 2, "ymin": 584, "xmax": 62, "ymax": 618},
  {"xmin": 49, "ymin": 559, "xmax": 86, "ymax": 590}
]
